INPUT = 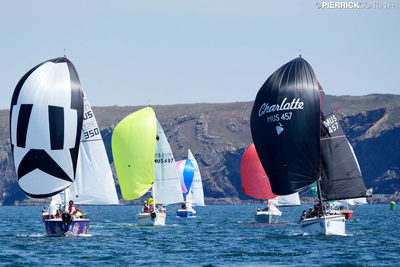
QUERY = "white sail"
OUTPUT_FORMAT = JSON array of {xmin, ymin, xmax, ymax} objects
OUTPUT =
[
  {"xmin": 188, "ymin": 149, "xmax": 205, "ymax": 206},
  {"xmin": 153, "ymin": 120, "xmax": 183, "ymax": 205},
  {"xmin": 334, "ymin": 197, "xmax": 367, "ymax": 207},
  {"xmin": 68, "ymin": 94, "xmax": 119, "ymax": 205},
  {"xmin": 185, "ymin": 191, "xmax": 193, "ymax": 206},
  {"xmin": 269, "ymin": 192, "xmax": 300, "ymax": 207}
]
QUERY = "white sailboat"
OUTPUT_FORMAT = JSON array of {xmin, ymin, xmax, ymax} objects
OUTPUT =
[
  {"xmin": 139, "ymin": 120, "xmax": 183, "ymax": 226},
  {"xmin": 250, "ymin": 57, "xmax": 369, "ymax": 235},
  {"xmin": 176, "ymin": 149, "xmax": 205, "ymax": 217},
  {"xmin": 10, "ymin": 57, "xmax": 118, "ymax": 236},
  {"xmin": 112, "ymin": 107, "xmax": 183, "ymax": 226},
  {"xmin": 44, "ymin": 94, "xmax": 119, "ymax": 235},
  {"xmin": 241, "ymin": 144, "xmax": 300, "ymax": 223}
]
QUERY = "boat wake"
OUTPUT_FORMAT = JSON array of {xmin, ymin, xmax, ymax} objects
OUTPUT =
[{"xmin": 16, "ymin": 233, "xmax": 45, "ymax": 238}]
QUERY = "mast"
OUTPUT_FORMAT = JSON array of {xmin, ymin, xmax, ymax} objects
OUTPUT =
[
  {"xmin": 317, "ymin": 178, "xmax": 326, "ymax": 217},
  {"xmin": 151, "ymin": 183, "xmax": 156, "ymax": 211},
  {"xmin": 64, "ymin": 187, "xmax": 70, "ymax": 210}
]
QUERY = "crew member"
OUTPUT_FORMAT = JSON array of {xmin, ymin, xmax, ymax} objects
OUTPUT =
[{"xmin": 68, "ymin": 200, "xmax": 76, "ymax": 215}]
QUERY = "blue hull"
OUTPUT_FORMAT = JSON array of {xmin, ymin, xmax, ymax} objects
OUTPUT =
[
  {"xmin": 44, "ymin": 219, "xmax": 90, "ymax": 236},
  {"xmin": 176, "ymin": 210, "xmax": 194, "ymax": 217}
]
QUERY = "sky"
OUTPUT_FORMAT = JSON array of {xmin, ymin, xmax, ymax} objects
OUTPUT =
[{"xmin": 1, "ymin": 0, "xmax": 399, "ymax": 109}]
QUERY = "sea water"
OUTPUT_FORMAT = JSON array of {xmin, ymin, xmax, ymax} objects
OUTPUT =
[{"xmin": 0, "ymin": 204, "xmax": 398, "ymax": 266}]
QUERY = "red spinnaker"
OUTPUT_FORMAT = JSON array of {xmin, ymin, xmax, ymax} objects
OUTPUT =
[{"xmin": 240, "ymin": 144, "xmax": 277, "ymax": 200}]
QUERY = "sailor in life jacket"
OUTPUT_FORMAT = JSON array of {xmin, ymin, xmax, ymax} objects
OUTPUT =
[
  {"xmin": 143, "ymin": 200, "xmax": 150, "ymax": 213},
  {"xmin": 68, "ymin": 200, "xmax": 77, "ymax": 215}
]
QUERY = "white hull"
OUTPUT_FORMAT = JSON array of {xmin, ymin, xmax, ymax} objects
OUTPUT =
[
  {"xmin": 299, "ymin": 215, "xmax": 346, "ymax": 235},
  {"xmin": 254, "ymin": 211, "xmax": 281, "ymax": 223},
  {"xmin": 182, "ymin": 206, "xmax": 196, "ymax": 214},
  {"xmin": 136, "ymin": 212, "xmax": 166, "ymax": 226},
  {"xmin": 176, "ymin": 207, "xmax": 196, "ymax": 217}
]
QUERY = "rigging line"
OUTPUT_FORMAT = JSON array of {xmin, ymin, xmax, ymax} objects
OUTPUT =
[
  {"xmin": 86, "ymin": 207, "xmax": 112, "ymax": 220},
  {"xmin": 321, "ymin": 136, "xmax": 346, "ymax": 141},
  {"xmin": 83, "ymin": 206, "xmax": 101, "ymax": 215},
  {"xmin": 299, "ymin": 186, "xmax": 312, "ymax": 197},
  {"xmin": 166, "ymin": 204, "xmax": 182, "ymax": 213},
  {"xmin": 80, "ymin": 139, "xmax": 103, "ymax": 143}
]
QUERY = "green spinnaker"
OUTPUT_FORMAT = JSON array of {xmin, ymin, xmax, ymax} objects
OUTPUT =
[{"xmin": 111, "ymin": 107, "xmax": 157, "ymax": 200}]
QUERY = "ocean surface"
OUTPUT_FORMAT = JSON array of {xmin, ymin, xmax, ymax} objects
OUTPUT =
[{"xmin": 0, "ymin": 204, "xmax": 398, "ymax": 266}]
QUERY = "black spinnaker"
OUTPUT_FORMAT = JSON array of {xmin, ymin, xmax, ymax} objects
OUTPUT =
[{"xmin": 250, "ymin": 57, "xmax": 320, "ymax": 195}]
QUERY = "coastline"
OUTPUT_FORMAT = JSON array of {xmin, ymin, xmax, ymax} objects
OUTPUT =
[{"xmin": 4, "ymin": 193, "xmax": 399, "ymax": 206}]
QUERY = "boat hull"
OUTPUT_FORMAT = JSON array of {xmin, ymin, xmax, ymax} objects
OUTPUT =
[
  {"xmin": 44, "ymin": 218, "xmax": 90, "ymax": 236},
  {"xmin": 176, "ymin": 208, "xmax": 196, "ymax": 217},
  {"xmin": 299, "ymin": 215, "xmax": 346, "ymax": 235},
  {"xmin": 254, "ymin": 211, "xmax": 281, "ymax": 223},
  {"xmin": 137, "ymin": 212, "xmax": 166, "ymax": 226}
]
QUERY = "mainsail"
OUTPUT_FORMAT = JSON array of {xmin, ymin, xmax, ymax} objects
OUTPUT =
[
  {"xmin": 112, "ymin": 107, "xmax": 157, "ymax": 200},
  {"xmin": 153, "ymin": 121, "xmax": 183, "ymax": 205},
  {"xmin": 69, "ymin": 93, "xmax": 119, "ymax": 204},
  {"xmin": 10, "ymin": 57, "xmax": 83, "ymax": 198},
  {"xmin": 250, "ymin": 57, "xmax": 320, "ymax": 195},
  {"xmin": 187, "ymin": 149, "xmax": 205, "ymax": 206},
  {"xmin": 319, "ymin": 88, "xmax": 368, "ymax": 201}
]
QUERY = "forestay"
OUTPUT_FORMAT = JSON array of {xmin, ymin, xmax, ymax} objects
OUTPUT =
[{"xmin": 10, "ymin": 57, "xmax": 83, "ymax": 198}]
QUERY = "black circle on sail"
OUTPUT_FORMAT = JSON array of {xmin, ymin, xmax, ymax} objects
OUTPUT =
[{"xmin": 250, "ymin": 57, "xmax": 320, "ymax": 195}]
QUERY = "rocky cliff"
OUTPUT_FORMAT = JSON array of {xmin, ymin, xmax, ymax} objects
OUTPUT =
[{"xmin": 2, "ymin": 94, "xmax": 400, "ymax": 205}]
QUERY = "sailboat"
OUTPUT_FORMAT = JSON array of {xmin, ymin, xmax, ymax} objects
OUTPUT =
[
  {"xmin": 241, "ymin": 144, "xmax": 300, "ymax": 223},
  {"xmin": 309, "ymin": 182, "xmax": 368, "ymax": 220},
  {"xmin": 250, "ymin": 57, "xmax": 369, "ymax": 235},
  {"xmin": 10, "ymin": 57, "xmax": 119, "ymax": 236},
  {"xmin": 176, "ymin": 149, "xmax": 205, "ymax": 217},
  {"xmin": 176, "ymin": 159, "xmax": 195, "ymax": 217},
  {"xmin": 188, "ymin": 150, "xmax": 205, "ymax": 208},
  {"xmin": 112, "ymin": 107, "xmax": 183, "ymax": 226}
]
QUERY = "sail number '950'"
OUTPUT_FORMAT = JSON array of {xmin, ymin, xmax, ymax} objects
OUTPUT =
[{"xmin": 266, "ymin": 112, "xmax": 292, "ymax": 124}]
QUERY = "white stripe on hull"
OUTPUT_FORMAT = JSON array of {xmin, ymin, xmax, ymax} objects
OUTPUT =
[{"xmin": 136, "ymin": 212, "xmax": 166, "ymax": 226}]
